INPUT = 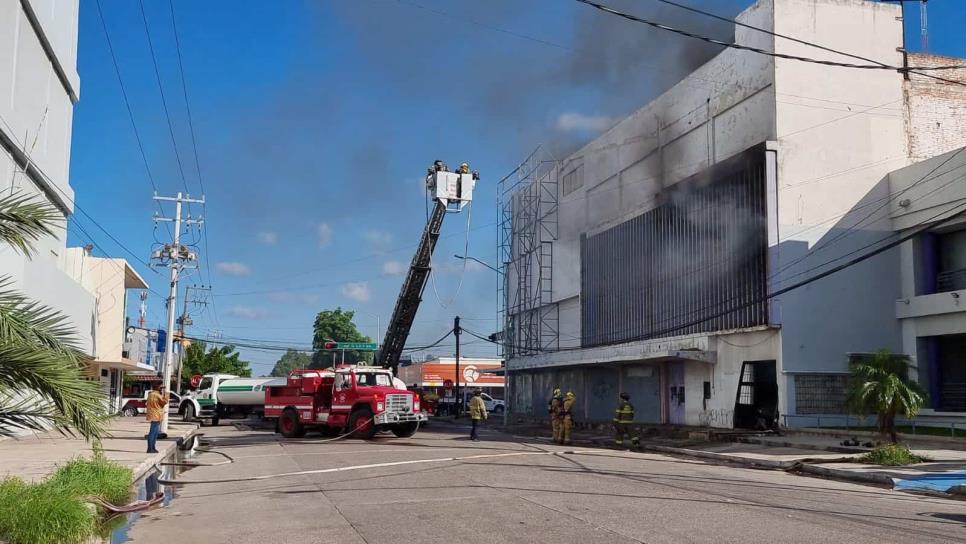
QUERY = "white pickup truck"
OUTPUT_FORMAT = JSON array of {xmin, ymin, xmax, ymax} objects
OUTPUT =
[{"xmin": 179, "ymin": 373, "xmax": 286, "ymax": 425}]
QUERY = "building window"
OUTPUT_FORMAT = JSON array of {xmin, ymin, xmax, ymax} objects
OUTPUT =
[
  {"xmin": 936, "ymin": 229, "xmax": 966, "ymax": 292},
  {"xmin": 562, "ymin": 165, "xmax": 583, "ymax": 196},
  {"xmin": 794, "ymin": 374, "xmax": 848, "ymax": 414}
]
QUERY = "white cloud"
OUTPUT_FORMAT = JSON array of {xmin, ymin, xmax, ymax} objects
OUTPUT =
[
  {"xmin": 382, "ymin": 260, "xmax": 404, "ymax": 276},
  {"xmin": 555, "ymin": 112, "xmax": 614, "ymax": 133},
  {"xmin": 365, "ymin": 229, "xmax": 393, "ymax": 250},
  {"xmin": 317, "ymin": 223, "xmax": 333, "ymax": 248},
  {"xmin": 434, "ymin": 259, "xmax": 489, "ymax": 275},
  {"xmin": 341, "ymin": 282, "xmax": 370, "ymax": 302},
  {"xmin": 225, "ymin": 305, "xmax": 265, "ymax": 319},
  {"xmin": 216, "ymin": 261, "xmax": 251, "ymax": 276},
  {"xmin": 256, "ymin": 231, "xmax": 278, "ymax": 245},
  {"xmin": 464, "ymin": 259, "xmax": 486, "ymax": 273}
]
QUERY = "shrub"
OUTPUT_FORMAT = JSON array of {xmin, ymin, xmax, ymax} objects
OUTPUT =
[
  {"xmin": 0, "ymin": 477, "xmax": 95, "ymax": 544},
  {"xmin": 0, "ymin": 456, "xmax": 133, "ymax": 544},
  {"xmin": 861, "ymin": 443, "xmax": 924, "ymax": 466},
  {"xmin": 47, "ymin": 455, "xmax": 133, "ymax": 505}
]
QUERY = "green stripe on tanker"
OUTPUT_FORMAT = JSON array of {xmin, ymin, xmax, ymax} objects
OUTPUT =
[{"xmin": 218, "ymin": 385, "xmax": 254, "ymax": 391}]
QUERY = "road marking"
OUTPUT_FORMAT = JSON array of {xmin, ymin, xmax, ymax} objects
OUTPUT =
[{"xmin": 160, "ymin": 449, "xmax": 600, "ymax": 485}]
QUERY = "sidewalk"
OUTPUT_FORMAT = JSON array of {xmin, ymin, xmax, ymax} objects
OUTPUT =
[
  {"xmin": 0, "ymin": 418, "xmax": 198, "ymax": 483},
  {"xmin": 500, "ymin": 420, "xmax": 966, "ymax": 495}
]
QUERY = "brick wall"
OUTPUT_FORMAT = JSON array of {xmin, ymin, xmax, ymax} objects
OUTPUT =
[{"xmin": 904, "ymin": 53, "xmax": 966, "ymax": 161}]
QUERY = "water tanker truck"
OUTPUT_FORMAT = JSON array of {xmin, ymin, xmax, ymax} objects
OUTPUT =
[{"xmin": 179, "ymin": 373, "xmax": 286, "ymax": 425}]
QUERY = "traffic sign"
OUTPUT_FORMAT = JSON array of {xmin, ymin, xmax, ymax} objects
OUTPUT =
[
  {"xmin": 336, "ymin": 342, "xmax": 378, "ymax": 350},
  {"xmin": 190, "ymin": 374, "xmax": 203, "ymax": 389}
]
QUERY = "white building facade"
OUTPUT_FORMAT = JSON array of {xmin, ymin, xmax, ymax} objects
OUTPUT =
[
  {"xmin": 0, "ymin": 1, "xmax": 150, "ymax": 414},
  {"xmin": 502, "ymin": 0, "xmax": 966, "ymax": 428}
]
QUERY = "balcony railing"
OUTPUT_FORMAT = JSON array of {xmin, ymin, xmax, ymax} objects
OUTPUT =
[
  {"xmin": 936, "ymin": 268, "xmax": 966, "ymax": 293},
  {"xmin": 942, "ymin": 382, "xmax": 966, "ymax": 412}
]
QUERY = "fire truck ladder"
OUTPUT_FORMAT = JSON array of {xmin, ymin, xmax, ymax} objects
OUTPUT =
[{"xmin": 377, "ymin": 198, "xmax": 448, "ymax": 371}]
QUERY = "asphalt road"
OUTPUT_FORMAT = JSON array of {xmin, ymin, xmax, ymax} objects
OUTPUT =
[{"xmin": 124, "ymin": 421, "xmax": 966, "ymax": 544}]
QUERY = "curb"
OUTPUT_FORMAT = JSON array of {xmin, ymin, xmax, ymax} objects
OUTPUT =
[
  {"xmin": 640, "ymin": 444, "xmax": 796, "ymax": 469},
  {"xmin": 797, "ymin": 463, "xmax": 894, "ymax": 486},
  {"xmin": 129, "ymin": 423, "xmax": 200, "ymax": 481},
  {"xmin": 734, "ymin": 436, "xmax": 870, "ymax": 455}
]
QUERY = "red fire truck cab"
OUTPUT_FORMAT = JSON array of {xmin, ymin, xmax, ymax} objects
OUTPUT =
[{"xmin": 265, "ymin": 366, "xmax": 427, "ymax": 439}]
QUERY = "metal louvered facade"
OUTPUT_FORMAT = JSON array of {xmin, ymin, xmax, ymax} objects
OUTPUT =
[{"xmin": 580, "ymin": 154, "xmax": 768, "ymax": 347}]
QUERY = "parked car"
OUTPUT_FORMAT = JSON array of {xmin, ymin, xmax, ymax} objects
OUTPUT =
[
  {"xmin": 480, "ymin": 392, "xmax": 504, "ymax": 413},
  {"xmin": 119, "ymin": 391, "xmax": 181, "ymax": 417}
]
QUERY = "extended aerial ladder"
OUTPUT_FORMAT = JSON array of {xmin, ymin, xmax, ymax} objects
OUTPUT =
[{"xmin": 375, "ymin": 160, "xmax": 478, "ymax": 372}]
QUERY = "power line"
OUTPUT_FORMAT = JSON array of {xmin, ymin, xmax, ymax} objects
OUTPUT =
[
  {"xmin": 137, "ymin": 0, "xmax": 192, "ymax": 196},
  {"xmin": 93, "ymin": 0, "xmax": 171, "ymax": 236},
  {"xmin": 647, "ymin": 0, "xmax": 965, "ymax": 89},
  {"xmin": 575, "ymin": 0, "xmax": 966, "ymax": 75},
  {"xmin": 167, "ymin": 0, "xmax": 221, "ymax": 332}
]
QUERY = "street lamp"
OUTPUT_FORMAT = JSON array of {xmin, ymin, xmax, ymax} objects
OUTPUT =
[{"xmin": 453, "ymin": 254, "xmax": 503, "ymax": 275}]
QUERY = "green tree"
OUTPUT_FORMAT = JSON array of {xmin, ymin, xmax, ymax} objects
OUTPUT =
[
  {"xmin": 311, "ymin": 308, "xmax": 372, "ymax": 367},
  {"xmin": 181, "ymin": 341, "xmax": 252, "ymax": 389},
  {"xmin": 270, "ymin": 349, "xmax": 312, "ymax": 377},
  {"xmin": 846, "ymin": 349, "xmax": 927, "ymax": 443},
  {"xmin": 0, "ymin": 195, "xmax": 107, "ymax": 439}
]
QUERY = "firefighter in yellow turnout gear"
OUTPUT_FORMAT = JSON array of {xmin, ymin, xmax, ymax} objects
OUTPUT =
[
  {"xmin": 548, "ymin": 388, "xmax": 563, "ymax": 443},
  {"xmin": 614, "ymin": 392, "xmax": 639, "ymax": 448},
  {"xmin": 561, "ymin": 391, "xmax": 576, "ymax": 445}
]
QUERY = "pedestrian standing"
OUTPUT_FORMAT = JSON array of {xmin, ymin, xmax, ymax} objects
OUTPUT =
[
  {"xmin": 561, "ymin": 391, "xmax": 576, "ymax": 446},
  {"xmin": 468, "ymin": 388, "xmax": 487, "ymax": 441},
  {"xmin": 548, "ymin": 388, "xmax": 563, "ymax": 443},
  {"xmin": 145, "ymin": 382, "xmax": 169, "ymax": 454}
]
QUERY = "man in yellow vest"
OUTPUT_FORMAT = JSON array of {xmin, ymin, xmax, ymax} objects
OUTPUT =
[
  {"xmin": 561, "ymin": 391, "xmax": 576, "ymax": 446},
  {"xmin": 145, "ymin": 382, "xmax": 169, "ymax": 454},
  {"xmin": 614, "ymin": 392, "xmax": 639, "ymax": 448},
  {"xmin": 548, "ymin": 388, "xmax": 563, "ymax": 444}
]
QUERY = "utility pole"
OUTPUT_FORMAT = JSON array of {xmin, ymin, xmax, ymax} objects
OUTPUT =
[
  {"xmin": 176, "ymin": 285, "xmax": 210, "ymax": 394},
  {"xmin": 151, "ymin": 192, "xmax": 204, "ymax": 435},
  {"xmin": 454, "ymin": 315, "xmax": 461, "ymax": 418}
]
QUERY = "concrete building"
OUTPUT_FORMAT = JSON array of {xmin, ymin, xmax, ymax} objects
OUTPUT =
[
  {"xmin": 889, "ymin": 146, "xmax": 966, "ymax": 415},
  {"xmin": 0, "ymin": 1, "xmax": 92, "ymax": 348},
  {"xmin": 500, "ymin": 0, "xmax": 966, "ymax": 428},
  {"xmin": 61, "ymin": 247, "xmax": 153, "ymax": 412},
  {"xmin": 0, "ymin": 1, "xmax": 150, "ymax": 414}
]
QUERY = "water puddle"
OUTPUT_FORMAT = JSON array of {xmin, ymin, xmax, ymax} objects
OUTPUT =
[{"xmin": 100, "ymin": 442, "xmax": 197, "ymax": 543}]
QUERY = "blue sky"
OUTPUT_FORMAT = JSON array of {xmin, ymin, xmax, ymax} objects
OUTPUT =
[{"xmin": 68, "ymin": 0, "xmax": 966, "ymax": 374}]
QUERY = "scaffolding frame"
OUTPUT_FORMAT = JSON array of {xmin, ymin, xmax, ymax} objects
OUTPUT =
[{"xmin": 497, "ymin": 146, "xmax": 559, "ymax": 359}]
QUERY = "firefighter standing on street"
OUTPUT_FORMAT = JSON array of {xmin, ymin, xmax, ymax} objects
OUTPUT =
[
  {"xmin": 468, "ymin": 388, "xmax": 487, "ymax": 441},
  {"xmin": 561, "ymin": 391, "xmax": 576, "ymax": 445},
  {"xmin": 614, "ymin": 392, "xmax": 640, "ymax": 448},
  {"xmin": 549, "ymin": 388, "xmax": 563, "ymax": 443}
]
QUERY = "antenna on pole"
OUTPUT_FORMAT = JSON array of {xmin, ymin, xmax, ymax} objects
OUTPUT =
[
  {"xmin": 138, "ymin": 291, "xmax": 148, "ymax": 328},
  {"xmin": 920, "ymin": 0, "xmax": 929, "ymax": 51}
]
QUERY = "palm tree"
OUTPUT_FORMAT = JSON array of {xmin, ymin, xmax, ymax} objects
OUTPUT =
[
  {"xmin": 0, "ymin": 194, "xmax": 107, "ymax": 440},
  {"xmin": 846, "ymin": 349, "xmax": 926, "ymax": 443}
]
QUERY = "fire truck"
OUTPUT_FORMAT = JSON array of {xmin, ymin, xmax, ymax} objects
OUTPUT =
[
  {"xmin": 265, "ymin": 366, "xmax": 426, "ymax": 438},
  {"xmin": 264, "ymin": 160, "xmax": 477, "ymax": 439}
]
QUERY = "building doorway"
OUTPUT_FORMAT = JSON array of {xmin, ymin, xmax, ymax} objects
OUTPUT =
[
  {"xmin": 667, "ymin": 362, "xmax": 686, "ymax": 425},
  {"xmin": 733, "ymin": 360, "xmax": 778, "ymax": 429}
]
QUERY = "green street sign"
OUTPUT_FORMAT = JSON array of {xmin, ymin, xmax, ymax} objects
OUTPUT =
[{"xmin": 337, "ymin": 342, "xmax": 378, "ymax": 351}]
